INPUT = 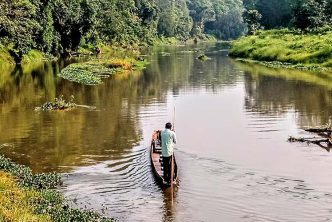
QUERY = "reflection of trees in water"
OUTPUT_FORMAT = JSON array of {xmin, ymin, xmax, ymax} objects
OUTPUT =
[
  {"xmin": 148, "ymin": 44, "xmax": 242, "ymax": 95},
  {"xmin": 0, "ymin": 60, "xmax": 144, "ymax": 172},
  {"xmin": 243, "ymin": 67, "xmax": 332, "ymax": 127},
  {"xmin": 0, "ymin": 44, "xmax": 241, "ymax": 172},
  {"xmin": 189, "ymin": 53, "xmax": 242, "ymax": 92}
]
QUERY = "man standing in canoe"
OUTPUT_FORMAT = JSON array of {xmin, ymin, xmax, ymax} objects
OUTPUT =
[{"xmin": 161, "ymin": 122, "xmax": 177, "ymax": 184}]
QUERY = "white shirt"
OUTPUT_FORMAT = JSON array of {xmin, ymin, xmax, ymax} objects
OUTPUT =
[{"xmin": 161, "ymin": 129, "xmax": 177, "ymax": 157}]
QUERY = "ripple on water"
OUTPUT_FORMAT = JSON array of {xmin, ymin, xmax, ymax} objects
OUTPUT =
[
  {"xmin": 175, "ymin": 150, "xmax": 332, "ymax": 222},
  {"xmin": 62, "ymin": 146, "xmax": 164, "ymax": 220}
]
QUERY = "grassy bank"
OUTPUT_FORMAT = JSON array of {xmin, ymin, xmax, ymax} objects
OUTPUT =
[
  {"xmin": 0, "ymin": 44, "xmax": 48, "ymax": 66},
  {"xmin": 152, "ymin": 35, "xmax": 217, "ymax": 46},
  {"xmin": 0, "ymin": 155, "xmax": 112, "ymax": 222},
  {"xmin": 230, "ymin": 29, "xmax": 332, "ymax": 69}
]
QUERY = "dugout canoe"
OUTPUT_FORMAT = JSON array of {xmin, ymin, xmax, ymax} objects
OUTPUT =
[{"xmin": 150, "ymin": 130, "xmax": 178, "ymax": 188}]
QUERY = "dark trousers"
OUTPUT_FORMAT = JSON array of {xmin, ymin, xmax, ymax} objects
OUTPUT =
[{"xmin": 163, "ymin": 155, "xmax": 172, "ymax": 183}]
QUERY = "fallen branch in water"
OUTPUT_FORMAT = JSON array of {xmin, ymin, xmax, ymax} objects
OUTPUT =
[
  {"xmin": 288, "ymin": 136, "xmax": 332, "ymax": 151},
  {"xmin": 304, "ymin": 127, "xmax": 332, "ymax": 137}
]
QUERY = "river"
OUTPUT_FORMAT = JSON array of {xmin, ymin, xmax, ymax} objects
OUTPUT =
[{"xmin": 1, "ymin": 43, "xmax": 332, "ymax": 221}]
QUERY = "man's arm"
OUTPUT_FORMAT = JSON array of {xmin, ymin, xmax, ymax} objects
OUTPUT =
[{"xmin": 173, "ymin": 132, "xmax": 177, "ymax": 144}]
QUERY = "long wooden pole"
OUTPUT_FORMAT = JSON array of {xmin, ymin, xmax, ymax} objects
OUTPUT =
[
  {"xmin": 173, "ymin": 106, "xmax": 175, "ymax": 131},
  {"xmin": 170, "ymin": 106, "xmax": 175, "ymax": 195}
]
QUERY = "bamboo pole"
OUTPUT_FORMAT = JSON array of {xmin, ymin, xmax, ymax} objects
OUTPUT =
[{"xmin": 171, "ymin": 106, "xmax": 175, "ymax": 198}]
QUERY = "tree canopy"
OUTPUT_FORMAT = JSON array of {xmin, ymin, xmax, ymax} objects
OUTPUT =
[
  {"xmin": 3, "ymin": 0, "xmax": 331, "ymax": 61},
  {"xmin": 0, "ymin": 0, "xmax": 248, "ymax": 60}
]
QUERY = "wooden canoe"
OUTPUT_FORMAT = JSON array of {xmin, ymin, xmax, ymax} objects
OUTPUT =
[{"xmin": 150, "ymin": 131, "xmax": 178, "ymax": 188}]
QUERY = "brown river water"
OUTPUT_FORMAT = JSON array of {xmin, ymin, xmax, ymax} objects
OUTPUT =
[{"xmin": 1, "ymin": 43, "xmax": 332, "ymax": 221}]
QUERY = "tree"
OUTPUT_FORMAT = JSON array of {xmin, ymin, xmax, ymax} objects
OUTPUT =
[
  {"xmin": 255, "ymin": 0, "xmax": 293, "ymax": 29},
  {"xmin": 205, "ymin": 0, "xmax": 246, "ymax": 40},
  {"xmin": 0, "ymin": 0, "xmax": 40, "ymax": 61},
  {"xmin": 243, "ymin": 9, "xmax": 262, "ymax": 35},
  {"xmin": 156, "ymin": 0, "xmax": 192, "ymax": 40},
  {"xmin": 187, "ymin": 0, "xmax": 215, "ymax": 37},
  {"xmin": 292, "ymin": 0, "xmax": 327, "ymax": 31},
  {"xmin": 243, "ymin": 0, "xmax": 257, "ymax": 10},
  {"xmin": 49, "ymin": 0, "xmax": 95, "ymax": 53}
]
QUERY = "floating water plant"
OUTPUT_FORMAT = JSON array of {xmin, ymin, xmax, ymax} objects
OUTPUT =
[
  {"xmin": 36, "ymin": 95, "xmax": 77, "ymax": 111},
  {"xmin": 58, "ymin": 63, "xmax": 112, "ymax": 85},
  {"xmin": 58, "ymin": 57, "xmax": 148, "ymax": 85}
]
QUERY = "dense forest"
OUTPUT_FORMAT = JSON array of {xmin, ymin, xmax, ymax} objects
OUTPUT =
[
  {"xmin": 243, "ymin": 0, "xmax": 332, "ymax": 34},
  {"xmin": 2, "ymin": 0, "xmax": 332, "ymax": 63},
  {"xmin": 0, "ymin": 0, "xmax": 246, "ymax": 62}
]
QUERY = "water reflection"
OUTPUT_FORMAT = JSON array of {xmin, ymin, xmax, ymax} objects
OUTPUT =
[
  {"xmin": 0, "ymin": 58, "xmax": 144, "ymax": 172},
  {"xmin": 2, "ymin": 44, "xmax": 332, "ymax": 221},
  {"xmin": 0, "ymin": 44, "xmax": 241, "ymax": 173},
  {"xmin": 162, "ymin": 190, "xmax": 177, "ymax": 222},
  {"xmin": 238, "ymin": 61, "xmax": 332, "ymax": 127}
]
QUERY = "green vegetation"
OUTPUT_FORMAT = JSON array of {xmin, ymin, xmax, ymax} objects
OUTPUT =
[
  {"xmin": 59, "ymin": 63, "xmax": 111, "ymax": 85},
  {"xmin": 21, "ymin": 50, "xmax": 45, "ymax": 64},
  {"xmin": 0, "ymin": 45, "xmax": 15, "ymax": 66},
  {"xmin": 3, "ymin": 0, "xmax": 332, "ymax": 66},
  {"xmin": 0, "ymin": 0, "xmax": 247, "ymax": 65},
  {"xmin": 231, "ymin": 1, "xmax": 332, "ymax": 70},
  {"xmin": 0, "ymin": 171, "xmax": 50, "ymax": 221},
  {"xmin": 230, "ymin": 29, "xmax": 332, "ymax": 68},
  {"xmin": 59, "ymin": 57, "xmax": 147, "ymax": 85},
  {"xmin": 241, "ymin": 0, "xmax": 332, "ymax": 32},
  {"xmin": 0, "ymin": 155, "xmax": 112, "ymax": 221},
  {"xmin": 36, "ymin": 95, "xmax": 77, "ymax": 111}
]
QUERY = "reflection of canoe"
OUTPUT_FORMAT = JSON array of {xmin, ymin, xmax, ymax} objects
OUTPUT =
[{"xmin": 150, "ymin": 131, "xmax": 178, "ymax": 188}]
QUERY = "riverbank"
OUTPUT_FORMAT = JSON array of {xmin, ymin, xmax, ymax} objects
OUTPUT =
[
  {"xmin": 153, "ymin": 35, "xmax": 217, "ymax": 46},
  {"xmin": 0, "ymin": 35, "xmax": 217, "ymax": 69},
  {"xmin": 0, "ymin": 155, "xmax": 112, "ymax": 221},
  {"xmin": 0, "ymin": 45, "xmax": 49, "ymax": 67},
  {"xmin": 230, "ymin": 29, "xmax": 332, "ymax": 70},
  {"xmin": 0, "ymin": 43, "xmax": 138, "ymax": 67}
]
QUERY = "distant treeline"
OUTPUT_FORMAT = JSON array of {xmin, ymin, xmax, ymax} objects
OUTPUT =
[
  {"xmin": 0, "ymin": 0, "xmax": 246, "ymax": 62},
  {"xmin": 243, "ymin": 0, "xmax": 332, "ymax": 34},
  {"xmin": 2, "ymin": 0, "xmax": 330, "ymax": 63}
]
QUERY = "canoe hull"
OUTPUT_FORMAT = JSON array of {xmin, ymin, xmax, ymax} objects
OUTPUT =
[{"xmin": 150, "ymin": 136, "xmax": 178, "ymax": 188}]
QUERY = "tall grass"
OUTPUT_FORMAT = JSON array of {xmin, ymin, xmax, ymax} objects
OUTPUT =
[{"xmin": 230, "ymin": 29, "xmax": 332, "ymax": 67}]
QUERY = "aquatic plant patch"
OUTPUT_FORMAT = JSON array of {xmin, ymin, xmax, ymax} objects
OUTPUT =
[
  {"xmin": 0, "ymin": 155, "xmax": 113, "ymax": 221},
  {"xmin": 58, "ymin": 63, "xmax": 111, "ymax": 85},
  {"xmin": 0, "ymin": 171, "xmax": 51, "ymax": 222},
  {"xmin": 236, "ymin": 59, "xmax": 327, "ymax": 71},
  {"xmin": 59, "ymin": 57, "xmax": 149, "ymax": 85}
]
